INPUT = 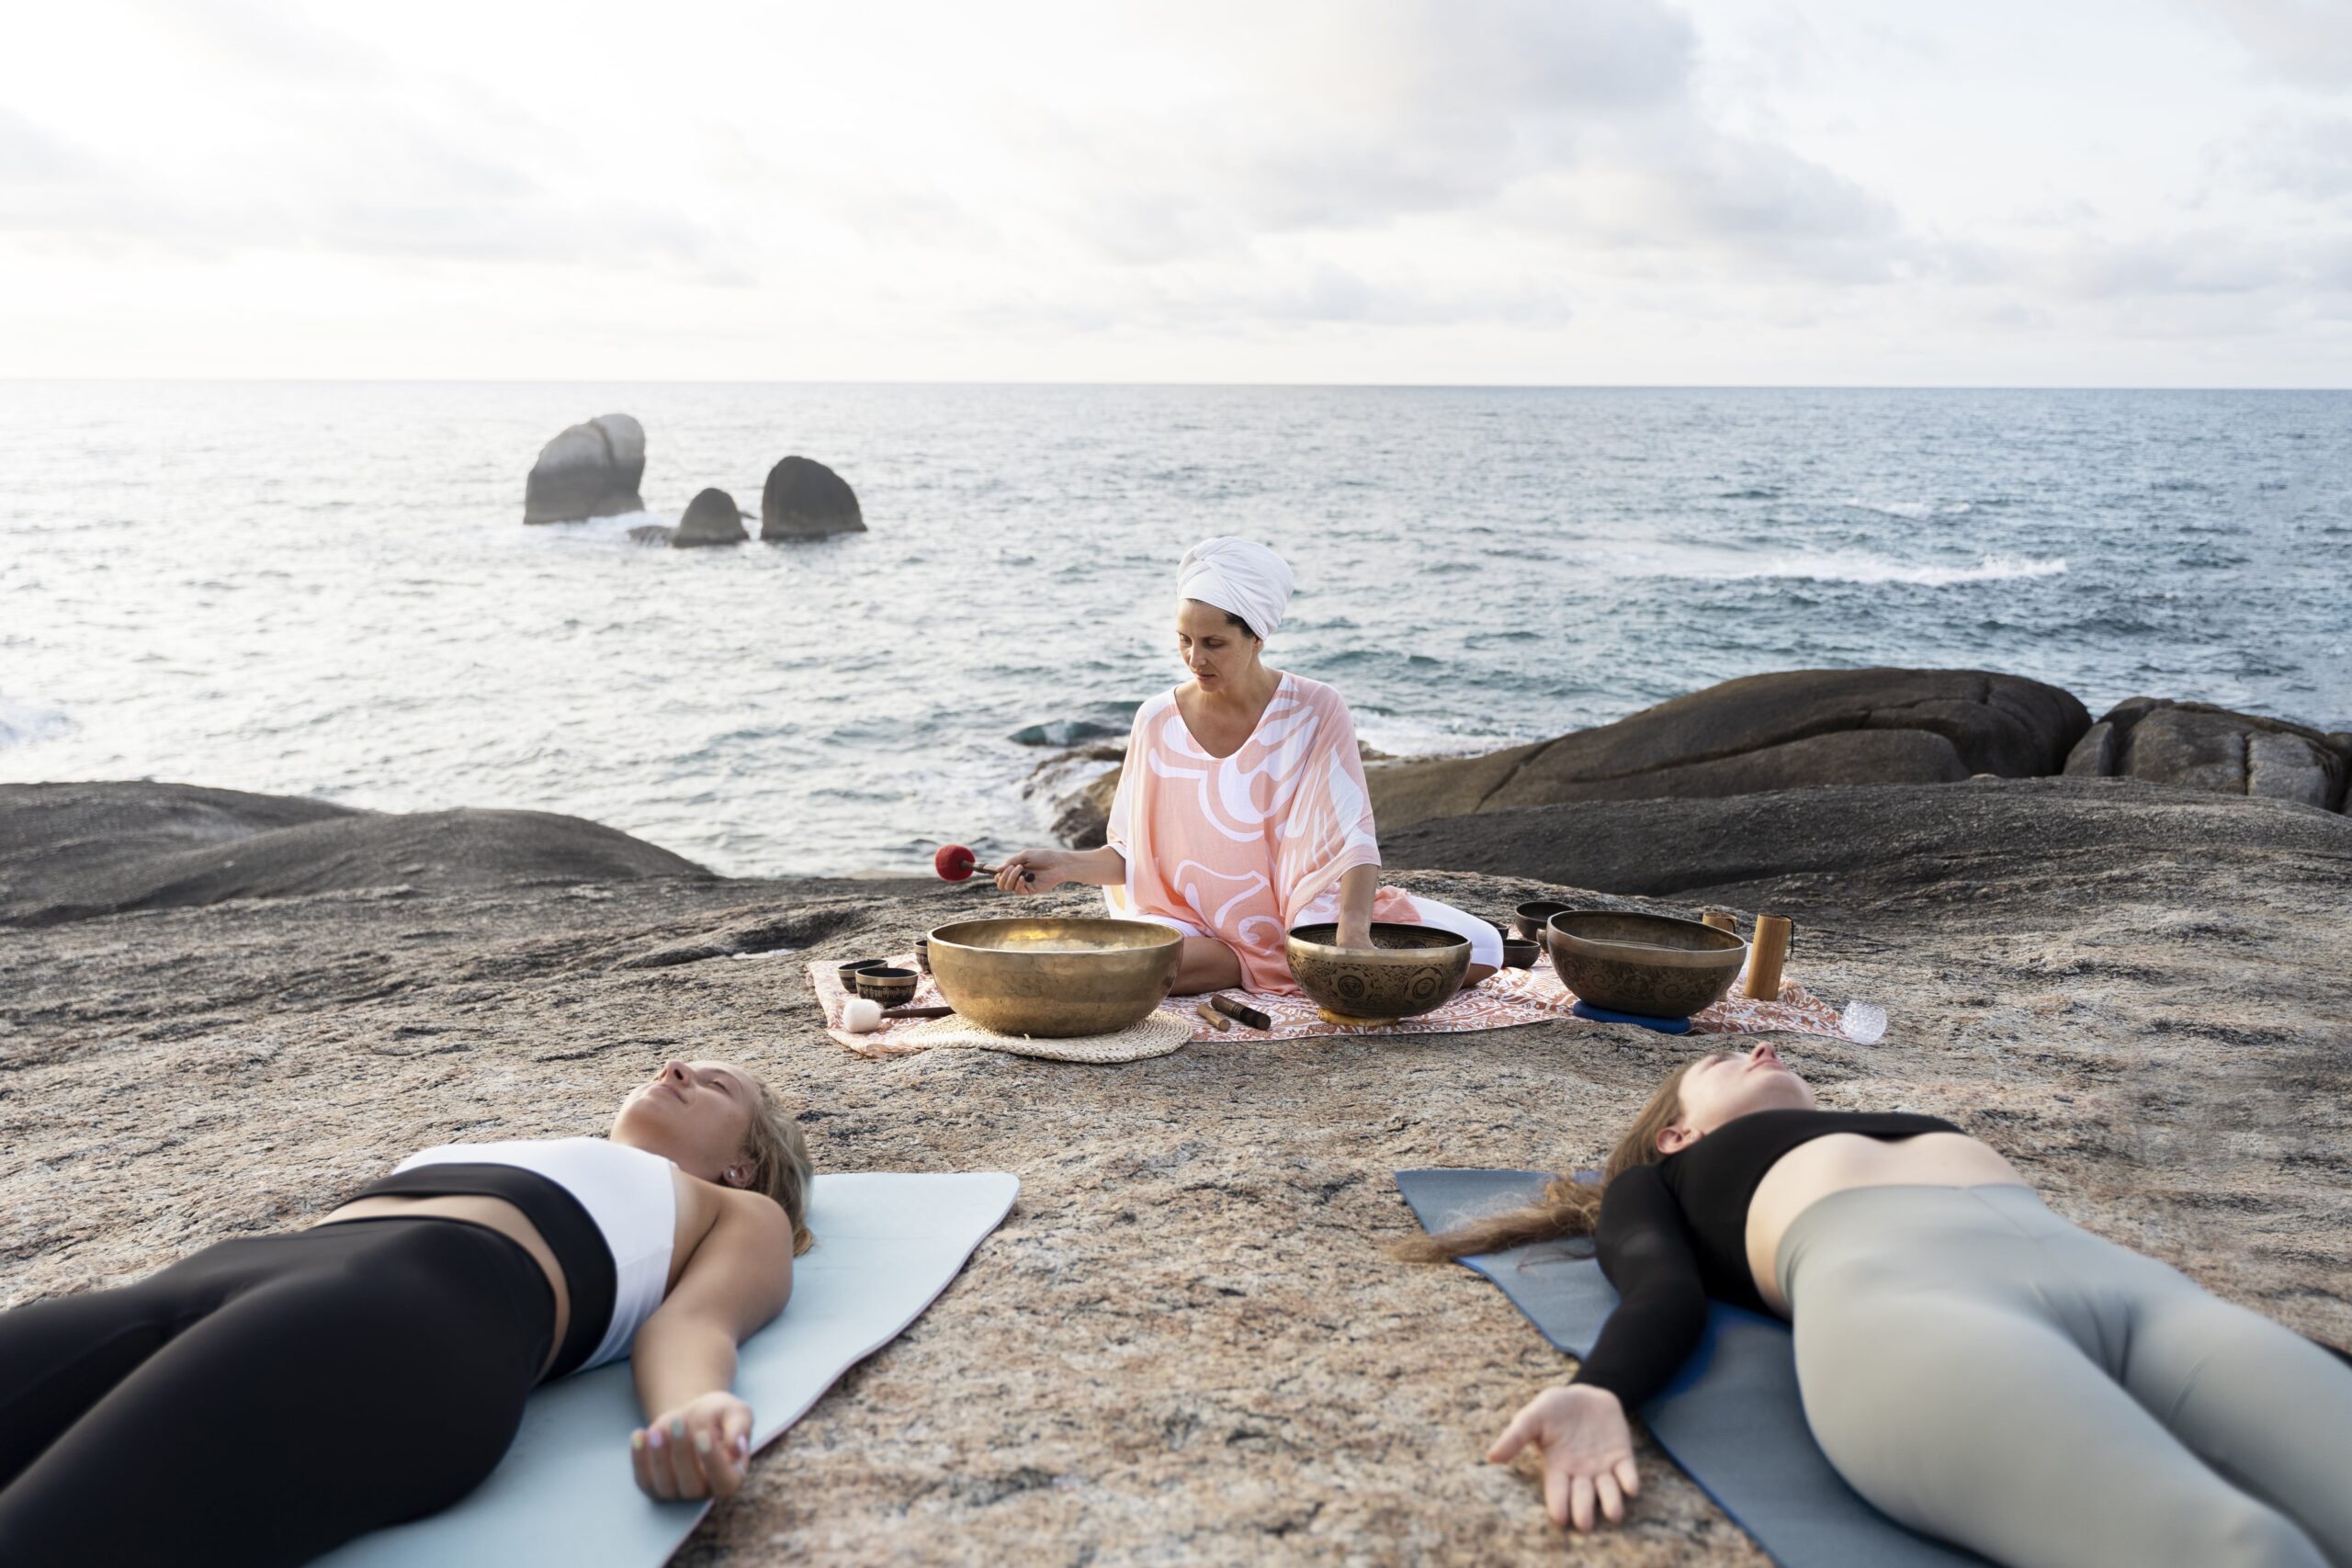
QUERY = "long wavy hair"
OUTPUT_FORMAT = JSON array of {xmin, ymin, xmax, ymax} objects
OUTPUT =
[
  {"xmin": 739, "ymin": 1077, "xmax": 817, "ymax": 1257},
  {"xmin": 1396, "ymin": 1060, "xmax": 1698, "ymax": 1262}
]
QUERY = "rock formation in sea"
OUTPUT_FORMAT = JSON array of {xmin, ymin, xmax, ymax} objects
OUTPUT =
[
  {"xmin": 2064, "ymin": 697, "xmax": 2349, "ymax": 811},
  {"xmin": 5, "ymin": 773, "xmax": 2346, "ymax": 1563},
  {"xmin": 760, "ymin": 456, "xmax": 865, "ymax": 540},
  {"xmin": 677, "ymin": 487, "xmax": 752, "ymax": 547},
  {"xmin": 631, "ymin": 488, "xmax": 754, "ymax": 549},
  {"xmin": 523, "ymin": 413, "xmax": 648, "ymax": 525}
]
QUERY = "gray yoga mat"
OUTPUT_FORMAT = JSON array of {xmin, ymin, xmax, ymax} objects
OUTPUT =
[{"xmin": 1396, "ymin": 1168, "xmax": 1988, "ymax": 1568}]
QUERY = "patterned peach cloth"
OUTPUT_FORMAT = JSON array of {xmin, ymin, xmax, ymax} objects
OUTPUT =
[{"xmin": 1103, "ymin": 673, "xmax": 1422, "ymax": 993}]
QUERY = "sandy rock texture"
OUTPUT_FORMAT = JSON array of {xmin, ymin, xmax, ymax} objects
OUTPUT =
[{"xmin": 5, "ymin": 779, "xmax": 2349, "ymax": 1565}]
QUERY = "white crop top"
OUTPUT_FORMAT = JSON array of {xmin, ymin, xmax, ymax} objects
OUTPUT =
[{"xmin": 396, "ymin": 1136, "xmax": 679, "ymax": 1371}]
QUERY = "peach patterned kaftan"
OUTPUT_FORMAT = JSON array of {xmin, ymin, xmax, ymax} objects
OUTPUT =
[{"xmin": 1103, "ymin": 673, "xmax": 1423, "ymax": 993}]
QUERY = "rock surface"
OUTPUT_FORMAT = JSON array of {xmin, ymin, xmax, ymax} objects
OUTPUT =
[
  {"xmin": 525, "ymin": 413, "xmax": 648, "ymax": 525},
  {"xmin": 675, "ymin": 487, "xmax": 752, "ymax": 547},
  {"xmin": 761, "ymin": 456, "xmax": 865, "ymax": 540},
  {"xmin": 1369, "ymin": 668, "xmax": 2089, "ymax": 832},
  {"xmin": 2064, "ymin": 698, "xmax": 2348, "ymax": 812},
  {"xmin": 5, "ymin": 778, "xmax": 2348, "ymax": 1564},
  {"xmin": 0, "ymin": 783, "xmax": 711, "ymax": 926},
  {"xmin": 1044, "ymin": 669, "xmax": 2092, "ymax": 846}
]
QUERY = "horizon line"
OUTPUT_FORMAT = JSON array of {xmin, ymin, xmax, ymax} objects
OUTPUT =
[{"xmin": 3, "ymin": 377, "xmax": 2349, "ymax": 393}]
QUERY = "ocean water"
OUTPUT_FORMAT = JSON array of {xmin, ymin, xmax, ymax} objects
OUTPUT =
[{"xmin": 2, "ymin": 383, "xmax": 2346, "ymax": 877}]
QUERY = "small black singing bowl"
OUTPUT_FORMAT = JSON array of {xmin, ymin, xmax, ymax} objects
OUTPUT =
[
  {"xmin": 854, "ymin": 966, "xmax": 921, "ymax": 1008},
  {"xmin": 837, "ymin": 958, "xmax": 888, "ymax": 990}
]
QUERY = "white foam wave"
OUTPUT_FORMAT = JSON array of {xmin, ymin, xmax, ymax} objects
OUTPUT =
[
  {"xmin": 1841, "ymin": 497, "xmax": 1976, "ymax": 519},
  {"xmin": 1589, "ymin": 545, "xmax": 2066, "ymax": 587},
  {"xmin": 0, "ymin": 697, "xmax": 71, "ymax": 750}
]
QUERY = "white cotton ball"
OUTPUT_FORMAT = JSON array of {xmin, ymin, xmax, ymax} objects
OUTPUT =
[{"xmin": 843, "ymin": 997, "xmax": 885, "ymax": 1033}]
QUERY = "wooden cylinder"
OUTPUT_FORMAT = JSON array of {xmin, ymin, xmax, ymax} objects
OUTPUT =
[
  {"xmin": 1701, "ymin": 910, "xmax": 1736, "ymax": 932},
  {"xmin": 1194, "ymin": 1000, "xmax": 1232, "ymax": 1032},
  {"xmin": 1743, "ymin": 915, "xmax": 1792, "ymax": 1000}
]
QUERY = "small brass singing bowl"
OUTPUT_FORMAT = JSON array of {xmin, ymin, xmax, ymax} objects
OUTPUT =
[
  {"xmin": 853, "ymin": 965, "xmax": 920, "ymax": 1008},
  {"xmin": 1513, "ymin": 900, "xmax": 1571, "ymax": 944},
  {"xmin": 837, "ymin": 958, "xmax": 888, "ymax": 990},
  {"xmin": 1544, "ymin": 910, "xmax": 1747, "ymax": 1020},
  {"xmin": 925, "ymin": 918, "xmax": 1182, "ymax": 1037},
  {"xmin": 1284, "ymin": 922, "xmax": 1472, "ymax": 1025},
  {"xmin": 1500, "ymin": 937, "xmax": 1542, "ymax": 969}
]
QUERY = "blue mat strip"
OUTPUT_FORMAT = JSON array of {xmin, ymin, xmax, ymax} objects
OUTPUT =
[{"xmin": 1396, "ymin": 1168, "xmax": 1986, "ymax": 1568}]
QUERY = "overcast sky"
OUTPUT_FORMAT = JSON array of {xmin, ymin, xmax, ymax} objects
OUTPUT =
[{"xmin": 4, "ymin": 0, "xmax": 2348, "ymax": 384}]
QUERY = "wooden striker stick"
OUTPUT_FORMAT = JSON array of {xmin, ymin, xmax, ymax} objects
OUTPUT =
[{"xmin": 1743, "ymin": 914, "xmax": 1792, "ymax": 1000}]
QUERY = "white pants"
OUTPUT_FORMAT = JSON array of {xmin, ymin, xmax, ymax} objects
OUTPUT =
[{"xmin": 1124, "ymin": 890, "xmax": 1503, "ymax": 971}]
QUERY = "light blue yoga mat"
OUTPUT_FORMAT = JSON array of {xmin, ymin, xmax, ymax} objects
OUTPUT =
[
  {"xmin": 317, "ymin": 1171, "xmax": 1020, "ymax": 1568},
  {"xmin": 1396, "ymin": 1168, "xmax": 1987, "ymax": 1568}
]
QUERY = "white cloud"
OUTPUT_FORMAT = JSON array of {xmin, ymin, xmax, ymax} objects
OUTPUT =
[
  {"xmin": 2188, "ymin": 0, "xmax": 2352, "ymax": 86},
  {"xmin": 0, "ymin": 0, "xmax": 2346, "ymax": 382}
]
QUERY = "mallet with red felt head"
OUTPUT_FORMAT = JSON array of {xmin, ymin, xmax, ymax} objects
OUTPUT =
[{"xmin": 933, "ymin": 844, "xmax": 1032, "ymax": 886}]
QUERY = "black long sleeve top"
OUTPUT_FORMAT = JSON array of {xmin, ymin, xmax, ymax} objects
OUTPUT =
[{"xmin": 1572, "ymin": 1108, "xmax": 1964, "ymax": 1406}]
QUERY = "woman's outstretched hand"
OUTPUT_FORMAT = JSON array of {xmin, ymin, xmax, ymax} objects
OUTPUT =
[
  {"xmin": 1487, "ymin": 1384, "xmax": 1640, "ymax": 1532},
  {"xmin": 993, "ymin": 849, "xmax": 1067, "ymax": 895},
  {"xmin": 631, "ymin": 1391, "xmax": 754, "ymax": 1501}
]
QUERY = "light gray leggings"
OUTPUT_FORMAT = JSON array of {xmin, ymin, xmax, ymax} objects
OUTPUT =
[{"xmin": 1778, "ymin": 1185, "xmax": 2352, "ymax": 1568}]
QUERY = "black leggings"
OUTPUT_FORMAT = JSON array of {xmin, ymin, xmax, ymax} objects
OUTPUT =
[{"xmin": 0, "ymin": 1218, "xmax": 554, "ymax": 1567}]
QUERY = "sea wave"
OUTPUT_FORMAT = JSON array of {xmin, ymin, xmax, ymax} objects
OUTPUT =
[
  {"xmin": 1840, "ymin": 497, "xmax": 1976, "ymax": 519},
  {"xmin": 0, "ymin": 698, "xmax": 71, "ymax": 750},
  {"xmin": 1588, "ymin": 546, "xmax": 2067, "ymax": 587}
]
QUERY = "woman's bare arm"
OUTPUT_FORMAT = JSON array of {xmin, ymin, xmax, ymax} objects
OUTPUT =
[
  {"xmin": 628, "ymin": 1193, "xmax": 795, "ymax": 1501},
  {"xmin": 994, "ymin": 844, "xmax": 1126, "ymax": 893},
  {"xmin": 1336, "ymin": 863, "xmax": 1379, "ymax": 947}
]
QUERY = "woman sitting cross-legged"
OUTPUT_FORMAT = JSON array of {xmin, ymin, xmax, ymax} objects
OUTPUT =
[
  {"xmin": 1405, "ymin": 1042, "xmax": 2352, "ymax": 1568},
  {"xmin": 993, "ymin": 536, "xmax": 1501, "ymax": 995},
  {"xmin": 0, "ymin": 1059, "xmax": 815, "ymax": 1568}
]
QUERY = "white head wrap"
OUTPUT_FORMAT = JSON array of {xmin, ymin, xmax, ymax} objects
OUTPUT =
[{"xmin": 1176, "ymin": 537, "xmax": 1295, "ymax": 641}]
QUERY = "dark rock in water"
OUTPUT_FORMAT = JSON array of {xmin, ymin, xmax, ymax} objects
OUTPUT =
[
  {"xmin": 1009, "ymin": 710, "xmax": 1138, "ymax": 749},
  {"xmin": 761, "ymin": 457, "xmax": 864, "ymax": 540},
  {"xmin": 675, "ymin": 487, "xmax": 751, "ymax": 547},
  {"xmin": 1367, "ymin": 668, "xmax": 2090, "ymax": 832},
  {"xmin": 2064, "ymin": 698, "xmax": 2348, "ymax": 811},
  {"xmin": 0, "ymin": 782, "xmax": 709, "ymax": 926},
  {"xmin": 1053, "ymin": 767, "xmax": 1125, "ymax": 850},
  {"xmin": 524, "ymin": 413, "xmax": 647, "ymax": 525},
  {"xmin": 628, "ymin": 525, "xmax": 677, "ymax": 547}
]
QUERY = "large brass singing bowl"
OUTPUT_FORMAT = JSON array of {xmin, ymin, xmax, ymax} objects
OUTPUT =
[
  {"xmin": 1545, "ymin": 910, "xmax": 1748, "ymax": 1020},
  {"xmin": 1284, "ymin": 922, "xmax": 1471, "ymax": 1023},
  {"xmin": 925, "ymin": 918, "xmax": 1182, "ymax": 1037}
]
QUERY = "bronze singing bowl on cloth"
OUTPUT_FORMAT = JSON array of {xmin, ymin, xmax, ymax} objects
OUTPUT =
[
  {"xmin": 1284, "ymin": 922, "xmax": 1472, "ymax": 1022},
  {"xmin": 925, "ymin": 918, "xmax": 1182, "ymax": 1037},
  {"xmin": 1544, "ymin": 910, "xmax": 1748, "ymax": 1020}
]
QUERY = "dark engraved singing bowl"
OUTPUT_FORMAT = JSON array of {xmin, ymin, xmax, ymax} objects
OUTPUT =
[
  {"xmin": 1513, "ymin": 900, "xmax": 1572, "ymax": 943},
  {"xmin": 1284, "ymin": 922, "xmax": 1473, "ymax": 1023},
  {"xmin": 1544, "ymin": 910, "xmax": 1748, "ymax": 1020},
  {"xmin": 926, "ymin": 918, "xmax": 1182, "ymax": 1037}
]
